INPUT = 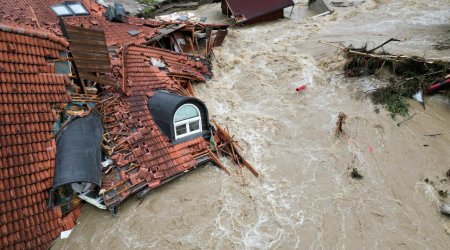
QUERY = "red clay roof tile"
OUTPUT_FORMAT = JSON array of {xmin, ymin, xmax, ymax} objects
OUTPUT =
[
  {"xmin": 100, "ymin": 45, "xmax": 210, "ymax": 207},
  {"xmin": 0, "ymin": 23, "xmax": 79, "ymax": 249}
]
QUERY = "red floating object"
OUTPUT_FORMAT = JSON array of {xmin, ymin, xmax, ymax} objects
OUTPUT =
[{"xmin": 296, "ymin": 84, "xmax": 306, "ymax": 92}]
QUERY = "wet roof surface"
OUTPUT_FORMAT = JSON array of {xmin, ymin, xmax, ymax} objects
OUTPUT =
[
  {"xmin": 0, "ymin": 0, "xmax": 227, "ymax": 247},
  {"xmin": 100, "ymin": 44, "xmax": 210, "ymax": 207},
  {"xmin": 0, "ymin": 24, "xmax": 80, "ymax": 249},
  {"xmin": 0, "ymin": 0, "xmax": 159, "ymax": 46}
]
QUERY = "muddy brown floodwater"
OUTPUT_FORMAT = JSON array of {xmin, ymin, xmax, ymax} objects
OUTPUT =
[{"xmin": 54, "ymin": 0, "xmax": 450, "ymax": 249}]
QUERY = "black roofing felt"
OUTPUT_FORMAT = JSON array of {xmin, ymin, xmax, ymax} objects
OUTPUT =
[
  {"xmin": 147, "ymin": 90, "xmax": 210, "ymax": 143},
  {"xmin": 52, "ymin": 109, "xmax": 103, "ymax": 191}
]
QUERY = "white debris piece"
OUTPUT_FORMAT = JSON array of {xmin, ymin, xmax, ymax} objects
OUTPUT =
[
  {"xmin": 101, "ymin": 159, "xmax": 113, "ymax": 168},
  {"xmin": 440, "ymin": 203, "xmax": 450, "ymax": 215},
  {"xmin": 413, "ymin": 91, "xmax": 424, "ymax": 103},
  {"xmin": 60, "ymin": 229, "xmax": 73, "ymax": 239},
  {"xmin": 156, "ymin": 12, "xmax": 196, "ymax": 22}
]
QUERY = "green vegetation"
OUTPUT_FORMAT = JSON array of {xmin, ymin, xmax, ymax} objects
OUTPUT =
[
  {"xmin": 137, "ymin": 0, "xmax": 158, "ymax": 18},
  {"xmin": 343, "ymin": 42, "xmax": 450, "ymax": 117},
  {"xmin": 137, "ymin": 0, "xmax": 157, "ymax": 5},
  {"xmin": 140, "ymin": 6, "xmax": 156, "ymax": 18}
]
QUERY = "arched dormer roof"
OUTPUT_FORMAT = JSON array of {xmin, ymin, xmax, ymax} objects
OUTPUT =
[
  {"xmin": 51, "ymin": 110, "xmax": 103, "ymax": 199},
  {"xmin": 147, "ymin": 90, "xmax": 210, "ymax": 144}
]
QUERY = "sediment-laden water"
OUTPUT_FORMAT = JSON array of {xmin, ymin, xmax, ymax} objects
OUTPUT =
[{"xmin": 54, "ymin": 1, "xmax": 450, "ymax": 249}]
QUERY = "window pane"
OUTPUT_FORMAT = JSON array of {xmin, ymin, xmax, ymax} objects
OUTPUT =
[
  {"xmin": 55, "ymin": 51, "xmax": 71, "ymax": 74},
  {"xmin": 176, "ymin": 125, "xmax": 187, "ymax": 136},
  {"xmin": 189, "ymin": 121, "xmax": 200, "ymax": 132},
  {"xmin": 51, "ymin": 5, "xmax": 71, "ymax": 16},
  {"xmin": 174, "ymin": 105, "xmax": 199, "ymax": 122},
  {"xmin": 67, "ymin": 3, "xmax": 89, "ymax": 15}
]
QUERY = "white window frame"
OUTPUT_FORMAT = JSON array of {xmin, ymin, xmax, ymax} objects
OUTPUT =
[
  {"xmin": 66, "ymin": 2, "xmax": 89, "ymax": 15},
  {"xmin": 174, "ymin": 104, "xmax": 202, "ymax": 140},
  {"xmin": 51, "ymin": 5, "xmax": 72, "ymax": 16},
  {"xmin": 50, "ymin": 2, "xmax": 89, "ymax": 17}
]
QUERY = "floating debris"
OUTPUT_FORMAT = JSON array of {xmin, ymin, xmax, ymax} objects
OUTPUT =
[
  {"xmin": 321, "ymin": 39, "xmax": 450, "ymax": 116},
  {"xmin": 424, "ymin": 133, "xmax": 443, "ymax": 137},
  {"xmin": 440, "ymin": 203, "xmax": 450, "ymax": 215},
  {"xmin": 351, "ymin": 168, "xmax": 363, "ymax": 180},
  {"xmin": 296, "ymin": 84, "xmax": 307, "ymax": 92},
  {"xmin": 335, "ymin": 111, "xmax": 347, "ymax": 136},
  {"xmin": 308, "ymin": 0, "xmax": 333, "ymax": 16},
  {"xmin": 396, "ymin": 113, "xmax": 416, "ymax": 127},
  {"xmin": 438, "ymin": 190, "xmax": 448, "ymax": 198}
]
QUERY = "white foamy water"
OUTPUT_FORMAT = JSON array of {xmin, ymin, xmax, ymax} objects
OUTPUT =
[{"xmin": 54, "ymin": 1, "xmax": 450, "ymax": 249}]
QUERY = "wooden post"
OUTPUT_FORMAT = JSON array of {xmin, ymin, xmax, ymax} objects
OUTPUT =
[
  {"xmin": 121, "ymin": 45, "xmax": 127, "ymax": 95},
  {"xmin": 207, "ymin": 148, "xmax": 230, "ymax": 175}
]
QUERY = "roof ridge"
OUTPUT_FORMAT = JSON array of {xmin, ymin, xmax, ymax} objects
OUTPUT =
[{"xmin": 0, "ymin": 22, "xmax": 69, "ymax": 48}]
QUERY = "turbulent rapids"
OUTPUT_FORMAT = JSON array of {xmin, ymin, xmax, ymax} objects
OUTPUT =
[{"xmin": 55, "ymin": 0, "xmax": 450, "ymax": 249}]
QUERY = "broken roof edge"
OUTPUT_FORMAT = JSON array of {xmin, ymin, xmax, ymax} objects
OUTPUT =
[
  {"xmin": 128, "ymin": 43, "xmax": 208, "ymax": 61},
  {"xmin": 0, "ymin": 22, "xmax": 70, "ymax": 48},
  {"xmin": 236, "ymin": 7, "xmax": 293, "ymax": 24}
]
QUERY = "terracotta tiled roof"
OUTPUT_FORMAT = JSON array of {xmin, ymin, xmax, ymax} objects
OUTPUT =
[
  {"xmin": 64, "ymin": 16, "xmax": 159, "ymax": 46},
  {"xmin": 1, "ymin": 1, "xmax": 228, "ymax": 246},
  {"xmin": 128, "ymin": 45, "xmax": 208, "ymax": 81},
  {"xmin": 99, "ymin": 45, "xmax": 210, "ymax": 207},
  {"xmin": 0, "ymin": 0, "xmax": 159, "ymax": 46},
  {"xmin": 124, "ymin": 45, "xmax": 208, "ymax": 95},
  {"xmin": 0, "ymin": 24, "xmax": 79, "ymax": 249}
]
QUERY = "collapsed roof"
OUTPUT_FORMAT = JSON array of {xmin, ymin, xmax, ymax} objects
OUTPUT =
[
  {"xmin": 99, "ymin": 44, "xmax": 212, "ymax": 208},
  {"xmin": 0, "ymin": 0, "xmax": 259, "ymax": 249},
  {"xmin": 1, "ymin": 0, "xmax": 228, "ymax": 54}
]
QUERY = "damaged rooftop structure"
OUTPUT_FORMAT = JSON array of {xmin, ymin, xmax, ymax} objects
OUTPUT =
[
  {"xmin": 0, "ymin": 0, "xmax": 256, "ymax": 248},
  {"xmin": 221, "ymin": 0, "xmax": 295, "ymax": 24}
]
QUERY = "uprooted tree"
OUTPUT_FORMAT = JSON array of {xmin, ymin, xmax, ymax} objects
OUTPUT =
[{"xmin": 323, "ymin": 39, "xmax": 450, "ymax": 116}]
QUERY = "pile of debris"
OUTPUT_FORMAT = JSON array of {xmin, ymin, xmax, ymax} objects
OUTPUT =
[{"xmin": 324, "ymin": 40, "xmax": 450, "ymax": 116}]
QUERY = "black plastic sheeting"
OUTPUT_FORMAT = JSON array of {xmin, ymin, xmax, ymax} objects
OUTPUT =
[
  {"xmin": 147, "ymin": 90, "xmax": 210, "ymax": 143},
  {"xmin": 52, "ymin": 109, "xmax": 103, "ymax": 192}
]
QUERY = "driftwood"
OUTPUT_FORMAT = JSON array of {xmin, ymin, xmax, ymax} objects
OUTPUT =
[
  {"xmin": 396, "ymin": 113, "xmax": 416, "ymax": 127},
  {"xmin": 212, "ymin": 119, "xmax": 259, "ymax": 177},
  {"xmin": 320, "ymin": 40, "xmax": 450, "ymax": 116},
  {"xmin": 207, "ymin": 148, "xmax": 230, "ymax": 175},
  {"xmin": 335, "ymin": 111, "xmax": 347, "ymax": 136},
  {"xmin": 351, "ymin": 168, "xmax": 363, "ymax": 180},
  {"xmin": 424, "ymin": 133, "xmax": 442, "ymax": 137},
  {"xmin": 320, "ymin": 41, "xmax": 450, "ymax": 62}
]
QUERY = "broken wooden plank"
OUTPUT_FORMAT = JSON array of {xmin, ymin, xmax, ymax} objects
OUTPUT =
[{"xmin": 207, "ymin": 148, "xmax": 230, "ymax": 175}]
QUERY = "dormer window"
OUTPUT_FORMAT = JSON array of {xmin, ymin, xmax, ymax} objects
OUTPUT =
[
  {"xmin": 174, "ymin": 104, "xmax": 202, "ymax": 140},
  {"xmin": 51, "ymin": 2, "xmax": 89, "ymax": 17},
  {"xmin": 147, "ymin": 90, "xmax": 210, "ymax": 144}
]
